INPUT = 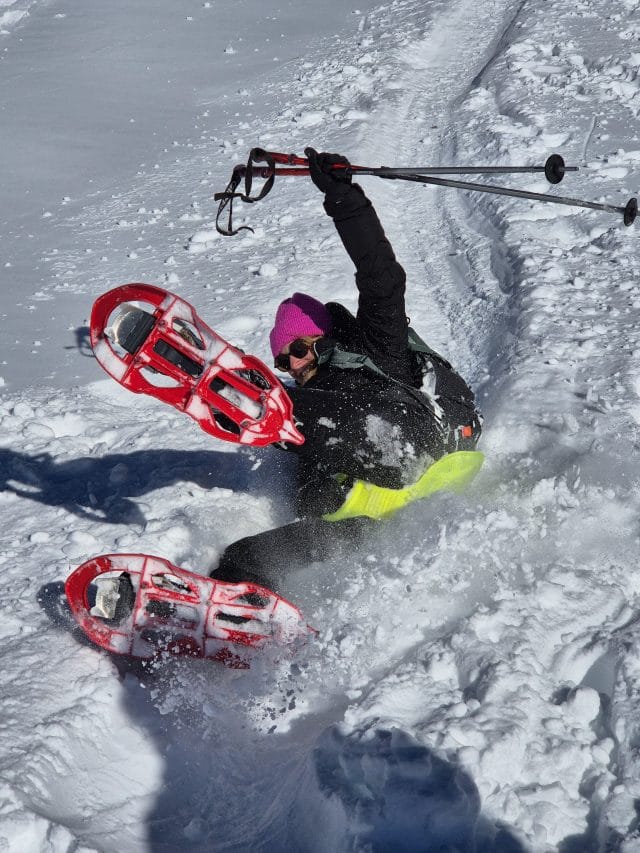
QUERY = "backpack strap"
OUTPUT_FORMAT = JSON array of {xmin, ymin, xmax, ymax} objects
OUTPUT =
[
  {"xmin": 323, "ymin": 329, "xmax": 449, "ymax": 387},
  {"xmin": 322, "ymin": 337, "xmax": 481, "ymax": 452},
  {"xmin": 325, "ymin": 347, "xmax": 388, "ymax": 378},
  {"xmin": 325, "ymin": 343, "xmax": 446, "ymax": 429},
  {"xmin": 407, "ymin": 327, "xmax": 452, "ymax": 370}
]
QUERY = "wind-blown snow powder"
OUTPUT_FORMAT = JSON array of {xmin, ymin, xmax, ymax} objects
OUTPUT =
[{"xmin": 2, "ymin": 0, "xmax": 640, "ymax": 850}]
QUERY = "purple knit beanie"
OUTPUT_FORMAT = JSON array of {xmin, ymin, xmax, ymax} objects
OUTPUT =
[{"xmin": 269, "ymin": 292, "xmax": 332, "ymax": 358}]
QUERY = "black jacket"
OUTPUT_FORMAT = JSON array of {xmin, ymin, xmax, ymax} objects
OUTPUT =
[{"xmin": 283, "ymin": 181, "xmax": 480, "ymax": 516}]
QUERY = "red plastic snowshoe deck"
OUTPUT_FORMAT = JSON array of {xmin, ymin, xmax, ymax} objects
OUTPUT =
[
  {"xmin": 90, "ymin": 283, "xmax": 304, "ymax": 447},
  {"xmin": 65, "ymin": 553, "xmax": 314, "ymax": 667}
]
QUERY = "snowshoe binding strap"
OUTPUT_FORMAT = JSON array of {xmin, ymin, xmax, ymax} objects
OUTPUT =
[{"xmin": 90, "ymin": 572, "xmax": 135, "ymax": 622}]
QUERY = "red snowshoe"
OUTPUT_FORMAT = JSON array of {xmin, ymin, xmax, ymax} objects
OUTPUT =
[
  {"xmin": 90, "ymin": 283, "xmax": 304, "ymax": 447},
  {"xmin": 65, "ymin": 553, "xmax": 314, "ymax": 668}
]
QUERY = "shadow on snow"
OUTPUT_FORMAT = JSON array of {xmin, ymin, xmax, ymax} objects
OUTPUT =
[
  {"xmin": 0, "ymin": 447, "xmax": 263, "ymax": 526},
  {"xmin": 135, "ymin": 707, "xmax": 531, "ymax": 852}
]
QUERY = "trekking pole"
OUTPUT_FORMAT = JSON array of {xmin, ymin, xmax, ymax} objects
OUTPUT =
[
  {"xmin": 214, "ymin": 148, "xmax": 636, "ymax": 234},
  {"xmin": 371, "ymin": 170, "xmax": 637, "ymax": 226},
  {"xmin": 356, "ymin": 154, "xmax": 575, "ymax": 184},
  {"xmin": 234, "ymin": 154, "xmax": 574, "ymax": 184}
]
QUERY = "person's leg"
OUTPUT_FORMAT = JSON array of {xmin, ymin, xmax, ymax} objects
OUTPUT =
[{"xmin": 210, "ymin": 516, "xmax": 373, "ymax": 594}]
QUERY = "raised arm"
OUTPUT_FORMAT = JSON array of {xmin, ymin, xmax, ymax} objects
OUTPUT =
[{"xmin": 305, "ymin": 148, "xmax": 413, "ymax": 383}]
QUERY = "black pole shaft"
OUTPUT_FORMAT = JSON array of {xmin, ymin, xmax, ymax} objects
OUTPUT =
[
  {"xmin": 374, "ymin": 171, "xmax": 629, "ymax": 217},
  {"xmin": 351, "ymin": 165, "xmax": 578, "ymax": 177}
]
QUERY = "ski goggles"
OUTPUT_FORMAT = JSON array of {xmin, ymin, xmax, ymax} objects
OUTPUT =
[{"xmin": 274, "ymin": 338, "xmax": 316, "ymax": 372}]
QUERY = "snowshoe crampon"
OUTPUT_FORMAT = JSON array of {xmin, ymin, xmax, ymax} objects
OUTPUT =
[
  {"xmin": 90, "ymin": 283, "xmax": 304, "ymax": 447},
  {"xmin": 65, "ymin": 553, "xmax": 315, "ymax": 668}
]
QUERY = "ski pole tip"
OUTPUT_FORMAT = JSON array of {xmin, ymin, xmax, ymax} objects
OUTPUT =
[{"xmin": 624, "ymin": 197, "xmax": 637, "ymax": 226}]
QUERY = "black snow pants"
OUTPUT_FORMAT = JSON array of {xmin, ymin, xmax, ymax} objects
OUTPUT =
[{"xmin": 209, "ymin": 516, "xmax": 373, "ymax": 596}]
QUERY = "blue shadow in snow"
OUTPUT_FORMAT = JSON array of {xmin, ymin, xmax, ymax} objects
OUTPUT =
[
  {"xmin": 303, "ymin": 726, "xmax": 526, "ymax": 852},
  {"xmin": 66, "ymin": 325, "xmax": 93, "ymax": 358},
  {"xmin": 0, "ymin": 447, "xmax": 262, "ymax": 526}
]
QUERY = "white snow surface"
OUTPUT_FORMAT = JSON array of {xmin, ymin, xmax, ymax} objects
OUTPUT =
[{"xmin": 2, "ymin": 0, "xmax": 640, "ymax": 850}]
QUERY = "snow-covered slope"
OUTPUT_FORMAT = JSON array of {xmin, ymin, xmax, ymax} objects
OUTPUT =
[{"xmin": 2, "ymin": 0, "xmax": 640, "ymax": 850}]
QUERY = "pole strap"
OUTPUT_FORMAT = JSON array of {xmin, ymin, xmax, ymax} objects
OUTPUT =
[{"xmin": 214, "ymin": 149, "xmax": 294, "ymax": 235}]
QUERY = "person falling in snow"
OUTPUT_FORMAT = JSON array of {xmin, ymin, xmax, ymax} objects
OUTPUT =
[{"xmin": 210, "ymin": 148, "xmax": 482, "ymax": 594}]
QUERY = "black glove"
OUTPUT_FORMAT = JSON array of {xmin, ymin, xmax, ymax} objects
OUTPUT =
[{"xmin": 304, "ymin": 147, "xmax": 352, "ymax": 194}]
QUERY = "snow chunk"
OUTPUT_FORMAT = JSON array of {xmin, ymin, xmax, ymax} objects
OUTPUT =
[
  {"xmin": 257, "ymin": 263, "xmax": 279, "ymax": 278},
  {"xmin": 187, "ymin": 227, "xmax": 218, "ymax": 253},
  {"xmin": 22, "ymin": 422, "xmax": 55, "ymax": 441},
  {"xmin": 293, "ymin": 111, "xmax": 325, "ymax": 127}
]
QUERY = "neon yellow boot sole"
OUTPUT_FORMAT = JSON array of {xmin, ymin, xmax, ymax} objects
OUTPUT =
[{"xmin": 323, "ymin": 450, "xmax": 484, "ymax": 522}]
